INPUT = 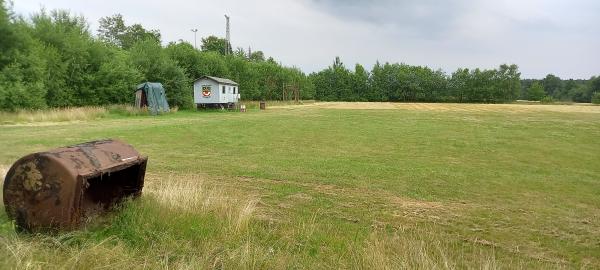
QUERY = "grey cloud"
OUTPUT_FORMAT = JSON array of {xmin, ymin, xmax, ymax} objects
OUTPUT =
[{"xmin": 308, "ymin": 0, "xmax": 468, "ymax": 39}]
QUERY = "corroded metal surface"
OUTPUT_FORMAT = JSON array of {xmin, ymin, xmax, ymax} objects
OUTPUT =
[{"xmin": 3, "ymin": 139, "xmax": 147, "ymax": 232}]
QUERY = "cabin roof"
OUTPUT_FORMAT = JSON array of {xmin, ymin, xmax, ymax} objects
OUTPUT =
[{"xmin": 194, "ymin": 76, "xmax": 238, "ymax": 85}]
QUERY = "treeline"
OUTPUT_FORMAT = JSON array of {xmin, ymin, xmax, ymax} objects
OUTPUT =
[
  {"xmin": 311, "ymin": 58, "xmax": 600, "ymax": 104},
  {"xmin": 0, "ymin": 2, "xmax": 313, "ymax": 110},
  {"xmin": 521, "ymin": 74, "xmax": 600, "ymax": 103},
  {"xmin": 1, "ymin": 1, "xmax": 599, "ymax": 111},
  {"xmin": 311, "ymin": 58, "xmax": 521, "ymax": 103}
]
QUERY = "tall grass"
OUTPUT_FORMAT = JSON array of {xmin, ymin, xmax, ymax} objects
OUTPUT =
[
  {"xmin": 106, "ymin": 104, "xmax": 178, "ymax": 116},
  {"xmin": 351, "ymin": 230, "xmax": 504, "ymax": 270},
  {"xmin": 143, "ymin": 173, "xmax": 258, "ymax": 234},
  {"xmin": 0, "ymin": 173, "xmax": 265, "ymax": 269},
  {"xmin": 0, "ymin": 105, "xmax": 179, "ymax": 125},
  {"xmin": 0, "ymin": 107, "xmax": 108, "ymax": 124}
]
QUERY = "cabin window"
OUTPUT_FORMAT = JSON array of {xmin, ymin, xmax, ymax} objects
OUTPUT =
[
  {"xmin": 222, "ymin": 85, "xmax": 225, "ymax": 94},
  {"xmin": 233, "ymin": 87, "xmax": 236, "ymax": 94}
]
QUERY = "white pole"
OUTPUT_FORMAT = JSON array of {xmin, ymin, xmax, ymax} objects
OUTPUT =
[{"xmin": 191, "ymin": 29, "xmax": 198, "ymax": 49}]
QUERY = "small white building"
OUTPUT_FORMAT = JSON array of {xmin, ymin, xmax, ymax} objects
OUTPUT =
[{"xmin": 193, "ymin": 76, "xmax": 240, "ymax": 108}]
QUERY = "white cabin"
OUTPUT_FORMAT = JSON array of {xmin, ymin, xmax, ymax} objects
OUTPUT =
[{"xmin": 194, "ymin": 76, "xmax": 240, "ymax": 106}]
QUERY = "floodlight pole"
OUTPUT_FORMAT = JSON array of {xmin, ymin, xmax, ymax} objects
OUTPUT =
[
  {"xmin": 191, "ymin": 29, "xmax": 198, "ymax": 49},
  {"xmin": 224, "ymin": 14, "xmax": 230, "ymax": 54}
]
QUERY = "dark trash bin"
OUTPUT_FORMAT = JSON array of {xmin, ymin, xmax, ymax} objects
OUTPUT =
[
  {"xmin": 3, "ymin": 139, "xmax": 147, "ymax": 232},
  {"xmin": 259, "ymin": 101, "xmax": 266, "ymax": 110}
]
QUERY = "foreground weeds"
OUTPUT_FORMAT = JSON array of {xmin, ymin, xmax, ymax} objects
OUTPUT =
[
  {"xmin": 0, "ymin": 107, "xmax": 108, "ymax": 124},
  {"xmin": 0, "ymin": 173, "xmax": 540, "ymax": 269},
  {"xmin": 0, "ymin": 105, "xmax": 178, "ymax": 125},
  {"xmin": 0, "ymin": 173, "xmax": 265, "ymax": 269}
]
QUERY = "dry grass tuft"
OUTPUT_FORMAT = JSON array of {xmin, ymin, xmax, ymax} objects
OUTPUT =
[
  {"xmin": 0, "ymin": 164, "xmax": 7, "ymax": 180},
  {"xmin": 0, "ymin": 107, "xmax": 108, "ymax": 125},
  {"xmin": 353, "ymin": 230, "xmax": 503, "ymax": 270},
  {"xmin": 143, "ymin": 173, "xmax": 259, "ymax": 233},
  {"xmin": 0, "ymin": 164, "xmax": 6, "ymax": 202},
  {"xmin": 106, "ymin": 104, "xmax": 149, "ymax": 116},
  {"xmin": 0, "ymin": 234, "xmax": 140, "ymax": 269}
]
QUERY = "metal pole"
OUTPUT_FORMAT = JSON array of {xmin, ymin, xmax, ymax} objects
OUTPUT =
[
  {"xmin": 191, "ymin": 29, "xmax": 198, "ymax": 49},
  {"xmin": 224, "ymin": 15, "xmax": 230, "ymax": 55}
]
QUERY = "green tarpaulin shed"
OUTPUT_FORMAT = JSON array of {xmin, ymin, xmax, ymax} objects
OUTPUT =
[{"xmin": 135, "ymin": 82, "xmax": 170, "ymax": 115}]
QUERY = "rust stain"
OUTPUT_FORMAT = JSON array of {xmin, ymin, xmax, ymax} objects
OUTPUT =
[{"xmin": 16, "ymin": 162, "xmax": 43, "ymax": 192}]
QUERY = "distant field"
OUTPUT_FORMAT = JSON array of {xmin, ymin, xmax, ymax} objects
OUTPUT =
[
  {"xmin": 1, "ymin": 102, "xmax": 599, "ymax": 269},
  {"xmin": 273, "ymin": 101, "xmax": 600, "ymax": 113}
]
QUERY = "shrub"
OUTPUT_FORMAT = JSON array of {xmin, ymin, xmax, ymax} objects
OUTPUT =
[
  {"xmin": 592, "ymin": 92, "xmax": 600, "ymax": 104},
  {"xmin": 527, "ymin": 82, "xmax": 545, "ymax": 101},
  {"xmin": 540, "ymin": 96, "xmax": 554, "ymax": 104}
]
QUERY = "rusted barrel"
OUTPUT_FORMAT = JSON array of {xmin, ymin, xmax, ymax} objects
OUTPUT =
[
  {"xmin": 259, "ymin": 101, "xmax": 266, "ymax": 110},
  {"xmin": 3, "ymin": 139, "xmax": 147, "ymax": 232}
]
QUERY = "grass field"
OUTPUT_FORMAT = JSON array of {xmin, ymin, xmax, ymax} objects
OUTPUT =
[{"xmin": 1, "ymin": 102, "xmax": 599, "ymax": 269}]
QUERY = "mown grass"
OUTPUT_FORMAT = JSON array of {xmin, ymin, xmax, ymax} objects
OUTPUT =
[{"xmin": 0, "ymin": 103, "xmax": 599, "ymax": 269}]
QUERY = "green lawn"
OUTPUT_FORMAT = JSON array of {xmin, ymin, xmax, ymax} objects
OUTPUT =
[{"xmin": 1, "ymin": 104, "xmax": 599, "ymax": 269}]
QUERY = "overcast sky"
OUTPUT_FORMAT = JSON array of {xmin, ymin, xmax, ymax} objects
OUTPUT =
[{"xmin": 12, "ymin": 0, "xmax": 600, "ymax": 79}]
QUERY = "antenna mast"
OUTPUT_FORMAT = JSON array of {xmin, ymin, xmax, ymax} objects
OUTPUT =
[{"xmin": 224, "ymin": 14, "xmax": 231, "ymax": 55}]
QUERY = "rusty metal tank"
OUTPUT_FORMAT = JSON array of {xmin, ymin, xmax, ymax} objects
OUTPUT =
[{"xmin": 3, "ymin": 139, "xmax": 147, "ymax": 232}]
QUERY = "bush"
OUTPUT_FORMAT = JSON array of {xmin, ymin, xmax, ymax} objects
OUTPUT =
[
  {"xmin": 527, "ymin": 82, "xmax": 545, "ymax": 101},
  {"xmin": 592, "ymin": 92, "xmax": 600, "ymax": 104},
  {"xmin": 540, "ymin": 96, "xmax": 554, "ymax": 104}
]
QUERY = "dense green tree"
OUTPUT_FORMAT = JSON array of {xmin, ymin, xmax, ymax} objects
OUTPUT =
[
  {"xmin": 590, "ymin": 76, "xmax": 600, "ymax": 94},
  {"xmin": 165, "ymin": 42, "xmax": 203, "ymax": 79},
  {"xmin": 353, "ymin": 64, "xmax": 370, "ymax": 101},
  {"xmin": 496, "ymin": 64, "xmax": 521, "ymax": 101},
  {"xmin": 0, "ymin": 0, "xmax": 18, "ymax": 68},
  {"xmin": 130, "ymin": 39, "xmax": 192, "ymax": 109},
  {"xmin": 201, "ymin": 35, "xmax": 231, "ymax": 55},
  {"xmin": 249, "ymin": 50, "xmax": 265, "ymax": 62},
  {"xmin": 591, "ymin": 92, "xmax": 600, "ymax": 104},
  {"xmin": 527, "ymin": 82, "xmax": 545, "ymax": 101},
  {"xmin": 98, "ymin": 14, "xmax": 161, "ymax": 49},
  {"xmin": 449, "ymin": 68, "xmax": 470, "ymax": 102},
  {"xmin": 569, "ymin": 84, "xmax": 591, "ymax": 103},
  {"xmin": 542, "ymin": 74, "xmax": 563, "ymax": 98},
  {"xmin": 30, "ymin": 9, "xmax": 101, "ymax": 106},
  {"xmin": 97, "ymin": 14, "xmax": 126, "ymax": 46},
  {"xmin": 233, "ymin": 47, "xmax": 246, "ymax": 58},
  {"xmin": 94, "ymin": 49, "xmax": 143, "ymax": 104},
  {"xmin": 311, "ymin": 57, "xmax": 354, "ymax": 101}
]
